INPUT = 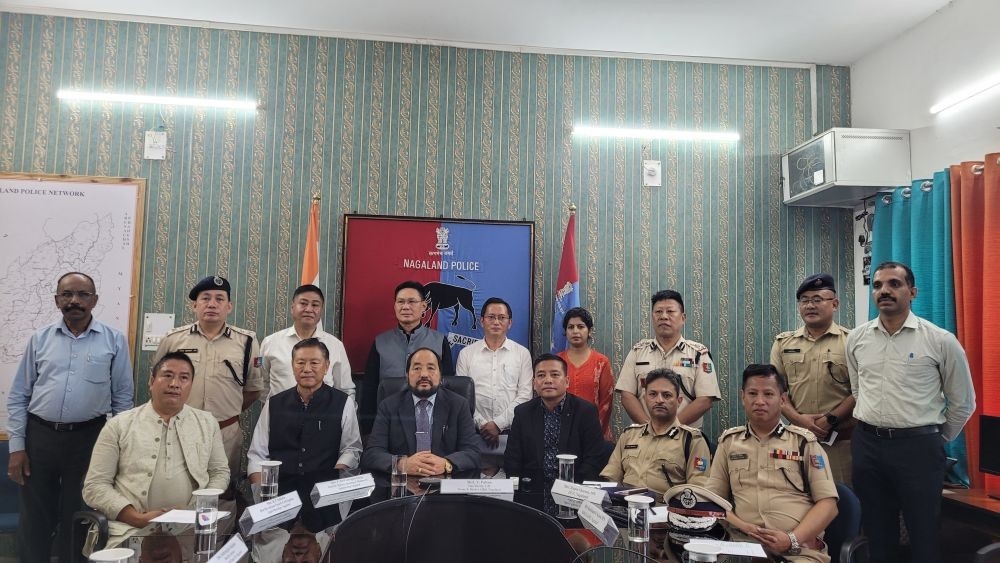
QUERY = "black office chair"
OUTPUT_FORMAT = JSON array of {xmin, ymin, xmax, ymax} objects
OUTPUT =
[
  {"xmin": 328, "ymin": 494, "xmax": 578, "ymax": 562},
  {"xmin": 841, "ymin": 536, "xmax": 869, "ymax": 563},
  {"xmin": 377, "ymin": 375, "xmax": 476, "ymax": 416},
  {"xmin": 71, "ymin": 509, "xmax": 109, "ymax": 562},
  {"xmin": 826, "ymin": 482, "xmax": 862, "ymax": 563},
  {"xmin": 975, "ymin": 542, "xmax": 1000, "ymax": 563}
]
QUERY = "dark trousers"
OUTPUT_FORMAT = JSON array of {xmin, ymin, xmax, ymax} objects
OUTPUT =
[
  {"xmin": 852, "ymin": 427, "xmax": 946, "ymax": 563},
  {"xmin": 18, "ymin": 416, "xmax": 104, "ymax": 563}
]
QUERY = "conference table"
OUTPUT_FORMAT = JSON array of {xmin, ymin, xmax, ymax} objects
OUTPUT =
[{"xmin": 99, "ymin": 476, "xmax": 751, "ymax": 563}]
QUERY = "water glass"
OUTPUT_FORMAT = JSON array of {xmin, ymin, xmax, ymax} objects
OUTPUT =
[
  {"xmin": 260, "ymin": 460, "xmax": 282, "ymax": 501},
  {"xmin": 556, "ymin": 454, "xmax": 577, "ymax": 519},
  {"xmin": 391, "ymin": 455, "xmax": 407, "ymax": 498},
  {"xmin": 193, "ymin": 487, "xmax": 223, "ymax": 556},
  {"xmin": 625, "ymin": 494, "xmax": 653, "ymax": 542}
]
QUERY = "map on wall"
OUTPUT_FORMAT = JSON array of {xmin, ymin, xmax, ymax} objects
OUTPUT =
[{"xmin": 0, "ymin": 175, "xmax": 144, "ymax": 435}]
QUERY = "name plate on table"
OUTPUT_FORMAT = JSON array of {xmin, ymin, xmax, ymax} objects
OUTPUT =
[
  {"xmin": 577, "ymin": 500, "xmax": 620, "ymax": 546},
  {"xmin": 440, "ymin": 479, "xmax": 514, "ymax": 499},
  {"xmin": 551, "ymin": 479, "xmax": 609, "ymax": 509},
  {"xmin": 207, "ymin": 534, "xmax": 248, "ymax": 563},
  {"xmin": 239, "ymin": 492, "xmax": 302, "ymax": 536},
  {"xmin": 311, "ymin": 473, "xmax": 376, "ymax": 508}
]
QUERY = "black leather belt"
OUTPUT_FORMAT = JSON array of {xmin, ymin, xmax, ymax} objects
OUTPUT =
[
  {"xmin": 29, "ymin": 413, "xmax": 106, "ymax": 432},
  {"xmin": 858, "ymin": 421, "xmax": 939, "ymax": 439}
]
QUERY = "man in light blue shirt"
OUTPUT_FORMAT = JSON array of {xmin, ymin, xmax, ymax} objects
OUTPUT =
[{"xmin": 6, "ymin": 272, "xmax": 134, "ymax": 563}]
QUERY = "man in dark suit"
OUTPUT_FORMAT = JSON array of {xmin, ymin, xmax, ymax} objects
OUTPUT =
[
  {"xmin": 504, "ymin": 353, "xmax": 610, "ymax": 488},
  {"xmin": 362, "ymin": 347, "xmax": 480, "ymax": 482}
]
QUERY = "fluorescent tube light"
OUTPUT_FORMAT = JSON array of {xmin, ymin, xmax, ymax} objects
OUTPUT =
[
  {"xmin": 929, "ymin": 73, "xmax": 1000, "ymax": 114},
  {"xmin": 572, "ymin": 125, "xmax": 739, "ymax": 142},
  {"xmin": 57, "ymin": 90, "xmax": 258, "ymax": 110}
]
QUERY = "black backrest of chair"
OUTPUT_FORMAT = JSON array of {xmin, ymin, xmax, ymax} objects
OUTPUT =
[
  {"xmin": 827, "ymin": 482, "xmax": 862, "ymax": 563},
  {"xmin": 975, "ymin": 542, "xmax": 1000, "ymax": 563},
  {"xmin": 376, "ymin": 376, "xmax": 476, "ymax": 416},
  {"xmin": 328, "ymin": 494, "xmax": 577, "ymax": 563}
]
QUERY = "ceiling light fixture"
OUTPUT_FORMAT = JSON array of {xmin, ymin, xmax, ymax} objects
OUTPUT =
[
  {"xmin": 572, "ymin": 125, "xmax": 739, "ymax": 142},
  {"xmin": 929, "ymin": 73, "xmax": 1000, "ymax": 114},
  {"xmin": 57, "ymin": 90, "xmax": 259, "ymax": 110}
]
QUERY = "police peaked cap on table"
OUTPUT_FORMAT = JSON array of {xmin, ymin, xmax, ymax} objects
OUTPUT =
[
  {"xmin": 796, "ymin": 273, "xmax": 836, "ymax": 300},
  {"xmin": 663, "ymin": 484, "xmax": 731, "ymax": 518},
  {"xmin": 189, "ymin": 275, "xmax": 231, "ymax": 300}
]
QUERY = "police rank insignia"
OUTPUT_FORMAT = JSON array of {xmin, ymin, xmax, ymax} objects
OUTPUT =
[
  {"xmin": 694, "ymin": 456, "xmax": 708, "ymax": 471},
  {"xmin": 810, "ymin": 454, "xmax": 826, "ymax": 469},
  {"xmin": 702, "ymin": 362, "xmax": 712, "ymax": 373},
  {"xmin": 770, "ymin": 449, "xmax": 803, "ymax": 461}
]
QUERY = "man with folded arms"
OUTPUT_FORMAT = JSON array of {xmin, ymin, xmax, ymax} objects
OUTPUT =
[
  {"xmin": 248, "ymin": 338, "xmax": 362, "ymax": 532},
  {"xmin": 83, "ymin": 352, "xmax": 229, "ymax": 549},
  {"xmin": 362, "ymin": 347, "xmax": 479, "ymax": 482}
]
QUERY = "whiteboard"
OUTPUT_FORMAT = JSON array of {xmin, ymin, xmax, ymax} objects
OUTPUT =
[{"xmin": 0, "ymin": 174, "xmax": 145, "ymax": 435}]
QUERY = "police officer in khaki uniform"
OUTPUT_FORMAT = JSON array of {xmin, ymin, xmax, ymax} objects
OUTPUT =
[
  {"xmin": 154, "ymin": 276, "xmax": 265, "ymax": 477},
  {"xmin": 708, "ymin": 364, "xmax": 839, "ymax": 563},
  {"xmin": 770, "ymin": 273, "xmax": 854, "ymax": 486},
  {"xmin": 616, "ymin": 290, "xmax": 721, "ymax": 429},
  {"xmin": 601, "ymin": 369, "xmax": 711, "ymax": 495}
]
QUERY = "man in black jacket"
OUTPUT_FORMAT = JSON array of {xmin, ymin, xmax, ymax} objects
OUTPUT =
[
  {"xmin": 504, "ymin": 353, "xmax": 610, "ymax": 488},
  {"xmin": 362, "ymin": 348, "xmax": 480, "ymax": 482}
]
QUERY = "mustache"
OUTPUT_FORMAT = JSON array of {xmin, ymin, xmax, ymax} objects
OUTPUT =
[{"xmin": 62, "ymin": 304, "xmax": 85, "ymax": 312}]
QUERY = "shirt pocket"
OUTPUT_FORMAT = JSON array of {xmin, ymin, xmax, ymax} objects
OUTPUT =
[
  {"xmin": 83, "ymin": 351, "xmax": 113, "ymax": 383},
  {"xmin": 653, "ymin": 458, "xmax": 684, "ymax": 490},
  {"xmin": 773, "ymin": 459, "xmax": 808, "ymax": 494},
  {"xmin": 824, "ymin": 352, "xmax": 851, "ymax": 390}
]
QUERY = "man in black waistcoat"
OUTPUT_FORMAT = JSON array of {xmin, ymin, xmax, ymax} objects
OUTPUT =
[
  {"xmin": 248, "ymin": 338, "xmax": 362, "ymax": 531},
  {"xmin": 362, "ymin": 347, "xmax": 480, "ymax": 482}
]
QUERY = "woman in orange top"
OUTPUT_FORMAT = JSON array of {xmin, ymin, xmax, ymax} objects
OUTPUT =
[{"xmin": 557, "ymin": 307, "xmax": 615, "ymax": 441}]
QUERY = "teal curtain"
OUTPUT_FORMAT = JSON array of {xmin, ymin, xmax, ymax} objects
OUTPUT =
[{"xmin": 870, "ymin": 171, "xmax": 969, "ymax": 485}]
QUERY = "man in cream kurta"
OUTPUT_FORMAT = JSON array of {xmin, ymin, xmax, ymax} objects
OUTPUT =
[{"xmin": 83, "ymin": 352, "xmax": 229, "ymax": 549}]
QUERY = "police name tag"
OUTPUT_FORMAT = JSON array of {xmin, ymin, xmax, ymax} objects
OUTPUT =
[
  {"xmin": 577, "ymin": 500, "xmax": 620, "ymax": 546},
  {"xmin": 551, "ymin": 479, "xmax": 609, "ymax": 509},
  {"xmin": 207, "ymin": 534, "xmax": 248, "ymax": 563},
  {"xmin": 311, "ymin": 473, "xmax": 376, "ymax": 508},
  {"xmin": 440, "ymin": 478, "xmax": 514, "ymax": 498},
  {"xmin": 238, "ymin": 492, "xmax": 302, "ymax": 536}
]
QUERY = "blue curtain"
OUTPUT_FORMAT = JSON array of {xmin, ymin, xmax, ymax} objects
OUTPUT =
[{"xmin": 870, "ymin": 171, "xmax": 969, "ymax": 485}]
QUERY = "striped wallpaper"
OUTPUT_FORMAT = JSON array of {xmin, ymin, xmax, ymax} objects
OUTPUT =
[{"xmin": 0, "ymin": 12, "xmax": 854, "ymax": 440}]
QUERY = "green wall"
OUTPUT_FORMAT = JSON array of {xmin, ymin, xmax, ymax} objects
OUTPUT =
[{"xmin": 0, "ymin": 12, "xmax": 854, "ymax": 440}]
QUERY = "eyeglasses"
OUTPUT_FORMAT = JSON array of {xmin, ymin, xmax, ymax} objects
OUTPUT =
[
  {"xmin": 484, "ymin": 315, "xmax": 509, "ymax": 322},
  {"xmin": 55, "ymin": 291, "xmax": 95, "ymax": 300},
  {"xmin": 395, "ymin": 299, "xmax": 423, "ymax": 306},
  {"xmin": 797, "ymin": 297, "xmax": 835, "ymax": 306}
]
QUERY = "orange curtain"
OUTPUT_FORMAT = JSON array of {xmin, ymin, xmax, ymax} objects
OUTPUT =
[{"xmin": 952, "ymin": 154, "xmax": 1000, "ymax": 493}]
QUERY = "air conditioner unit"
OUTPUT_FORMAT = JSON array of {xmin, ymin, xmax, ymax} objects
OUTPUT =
[{"xmin": 781, "ymin": 128, "xmax": 911, "ymax": 208}]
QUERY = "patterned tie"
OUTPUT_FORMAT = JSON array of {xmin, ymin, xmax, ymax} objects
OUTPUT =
[{"xmin": 416, "ymin": 399, "xmax": 431, "ymax": 452}]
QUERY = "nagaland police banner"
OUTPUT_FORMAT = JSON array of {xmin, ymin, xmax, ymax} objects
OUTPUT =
[{"xmin": 339, "ymin": 215, "xmax": 535, "ymax": 372}]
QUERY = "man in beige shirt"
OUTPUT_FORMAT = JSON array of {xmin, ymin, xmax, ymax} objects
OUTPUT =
[
  {"xmin": 616, "ymin": 290, "xmax": 721, "ymax": 429},
  {"xmin": 601, "ymin": 369, "xmax": 711, "ymax": 494},
  {"xmin": 83, "ymin": 352, "xmax": 230, "ymax": 549},
  {"xmin": 708, "ymin": 364, "xmax": 838, "ymax": 563},
  {"xmin": 154, "ymin": 275, "xmax": 265, "ymax": 477},
  {"xmin": 771, "ymin": 273, "xmax": 853, "ymax": 485},
  {"xmin": 847, "ymin": 261, "xmax": 975, "ymax": 563}
]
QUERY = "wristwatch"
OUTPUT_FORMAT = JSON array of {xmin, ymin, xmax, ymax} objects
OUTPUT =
[
  {"xmin": 787, "ymin": 531, "xmax": 802, "ymax": 555},
  {"xmin": 824, "ymin": 413, "xmax": 840, "ymax": 427},
  {"xmin": 444, "ymin": 459, "xmax": 453, "ymax": 474}
]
